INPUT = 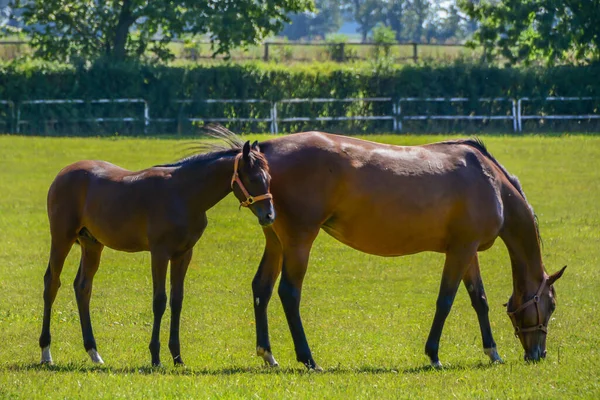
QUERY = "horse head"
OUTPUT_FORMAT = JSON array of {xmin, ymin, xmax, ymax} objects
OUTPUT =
[
  {"xmin": 506, "ymin": 266, "xmax": 566, "ymax": 361},
  {"xmin": 231, "ymin": 140, "xmax": 275, "ymax": 227}
]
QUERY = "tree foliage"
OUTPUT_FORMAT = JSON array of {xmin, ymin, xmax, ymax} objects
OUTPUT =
[
  {"xmin": 339, "ymin": 0, "xmax": 470, "ymax": 43},
  {"xmin": 281, "ymin": 0, "xmax": 342, "ymax": 40},
  {"xmin": 459, "ymin": 0, "xmax": 600, "ymax": 65},
  {"xmin": 10, "ymin": 0, "xmax": 313, "ymax": 62}
]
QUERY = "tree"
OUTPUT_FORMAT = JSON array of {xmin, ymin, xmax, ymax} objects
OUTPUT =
[
  {"xmin": 381, "ymin": 0, "xmax": 407, "ymax": 42},
  {"xmin": 438, "ymin": 4, "xmax": 462, "ymax": 42},
  {"xmin": 348, "ymin": 0, "xmax": 383, "ymax": 42},
  {"xmin": 10, "ymin": 0, "xmax": 313, "ymax": 62},
  {"xmin": 281, "ymin": 0, "xmax": 343, "ymax": 40},
  {"xmin": 459, "ymin": 0, "xmax": 600, "ymax": 65},
  {"xmin": 404, "ymin": 0, "xmax": 430, "ymax": 42}
]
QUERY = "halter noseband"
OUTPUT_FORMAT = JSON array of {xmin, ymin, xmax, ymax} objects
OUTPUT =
[
  {"xmin": 507, "ymin": 278, "xmax": 548, "ymax": 337},
  {"xmin": 231, "ymin": 153, "xmax": 273, "ymax": 208}
]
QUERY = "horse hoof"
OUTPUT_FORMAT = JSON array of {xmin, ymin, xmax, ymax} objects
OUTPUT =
[
  {"xmin": 304, "ymin": 360, "xmax": 323, "ymax": 372},
  {"xmin": 484, "ymin": 347, "xmax": 504, "ymax": 364},
  {"xmin": 257, "ymin": 347, "xmax": 279, "ymax": 367},
  {"xmin": 87, "ymin": 349, "xmax": 104, "ymax": 364},
  {"xmin": 41, "ymin": 346, "xmax": 53, "ymax": 365},
  {"xmin": 430, "ymin": 360, "xmax": 443, "ymax": 369},
  {"xmin": 173, "ymin": 355, "xmax": 185, "ymax": 366},
  {"xmin": 264, "ymin": 359, "xmax": 280, "ymax": 368},
  {"xmin": 152, "ymin": 362, "xmax": 164, "ymax": 368}
]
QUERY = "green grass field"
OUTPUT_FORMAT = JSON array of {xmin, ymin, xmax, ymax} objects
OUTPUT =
[{"xmin": 0, "ymin": 134, "xmax": 599, "ymax": 398}]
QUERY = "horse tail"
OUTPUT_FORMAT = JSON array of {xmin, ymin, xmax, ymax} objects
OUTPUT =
[{"xmin": 443, "ymin": 138, "xmax": 541, "ymax": 244}]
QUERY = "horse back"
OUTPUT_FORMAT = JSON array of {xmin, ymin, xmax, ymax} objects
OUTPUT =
[
  {"xmin": 47, "ymin": 160, "xmax": 175, "ymax": 251},
  {"xmin": 261, "ymin": 132, "xmax": 506, "ymax": 255}
]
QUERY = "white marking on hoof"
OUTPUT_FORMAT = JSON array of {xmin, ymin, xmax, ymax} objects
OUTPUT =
[
  {"xmin": 310, "ymin": 364, "xmax": 324, "ymax": 372},
  {"xmin": 87, "ymin": 349, "xmax": 104, "ymax": 364},
  {"xmin": 257, "ymin": 346, "xmax": 279, "ymax": 367},
  {"xmin": 41, "ymin": 346, "xmax": 53, "ymax": 364},
  {"xmin": 431, "ymin": 360, "xmax": 443, "ymax": 369},
  {"xmin": 484, "ymin": 347, "xmax": 504, "ymax": 364}
]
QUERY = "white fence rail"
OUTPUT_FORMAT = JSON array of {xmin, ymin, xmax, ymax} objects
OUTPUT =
[
  {"xmin": 3, "ymin": 96, "xmax": 599, "ymax": 134},
  {"xmin": 517, "ymin": 97, "xmax": 600, "ymax": 132},
  {"xmin": 15, "ymin": 98, "xmax": 149, "ymax": 133},
  {"xmin": 396, "ymin": 97, "xmax": 517, "ymax": 132}
]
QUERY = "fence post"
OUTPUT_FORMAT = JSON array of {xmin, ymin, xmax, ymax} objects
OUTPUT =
[
  {"xmin": 517, "ymin": 99, "xmax": 523, "ymax": 132},
  {"xmin": 16, "ymin": 104, "xmax": 20, "ymax": 134},
  {"xmin": 272, "ymin": 102, "xmax": 278, "ymax": 134},
  {"xmin": 412, "ymin": 43, "xmax": 418, "ymax": 63},
  {"xmin": 392, "ymin": 101, "xmax": 398, "ymax": 132},
  {"xmin": 143, "ymin": 100, "xmax": 150, "ymax": 134},
  {"xmin": 340, "ymin": 43, "xmax": 346, "ymax": 62},
  {"xmin": 397, "ymin": 100, "xmax": 402, "ymax": 132},
  {"xmin": 511, "ymin": 99, "xmax": 517, "ymax": 133},
  {"xmin": 264, "ymin": 43, "xmax": 269, "ymax": 61}
]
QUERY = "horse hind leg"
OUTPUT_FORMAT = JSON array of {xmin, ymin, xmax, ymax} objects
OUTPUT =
[
  {"xmin": 167, "ymin": 249, "xmax": 192, "ymax": 366},
  {"xmin": 149, "ymin": 251, "xmax": 169, "ymax": 367},
  {"xmin": 462, "ymin": 254, "xmax": 503, "ymax": 364},
  {"xmin": 39, "ymin": 238, "xmax": 75, "ymax": 364},
  {"xmin": 73, "ymin": 235, "xmax": 104, "ymax": 364}
]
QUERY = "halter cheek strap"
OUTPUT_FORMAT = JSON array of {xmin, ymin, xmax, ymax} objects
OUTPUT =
[
  {"xmin": 507, "ymin": 278, "xmax": 548, "ymax": 337},
  {"xmin": 231, "ymin": 153, "xmax": 273, "ymax": 208}
]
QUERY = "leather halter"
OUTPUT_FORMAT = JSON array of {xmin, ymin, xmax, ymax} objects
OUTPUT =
[
  {"xmin": 507, "ymin": 278, "xmax": 548, "ymax": 337},
  {"xmin": 231, "ymin": 153, "xmax": 272, "ymax": 208}
]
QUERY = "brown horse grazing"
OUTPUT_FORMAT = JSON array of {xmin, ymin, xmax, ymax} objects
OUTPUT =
[
  {"xmin": 246, "ymin": 131, "xmax": 566, "ymax": 370},
  {"xmin": 40, "ymin": 135, "xmax": 274, "ymax": 367}
]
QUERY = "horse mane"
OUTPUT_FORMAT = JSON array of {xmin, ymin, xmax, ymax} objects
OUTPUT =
[
  {"xmin": 443, "ymin": 137, "xmax": 542, "ymax": 245},
  {"xmin": 155, "ymin": 124, "xmax": 268, "ymax": 171}
]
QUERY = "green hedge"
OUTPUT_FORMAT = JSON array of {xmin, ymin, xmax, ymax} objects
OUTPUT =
[{"xmin": 1, "ymin": 60, "xmax": 599, "ymax": 134}]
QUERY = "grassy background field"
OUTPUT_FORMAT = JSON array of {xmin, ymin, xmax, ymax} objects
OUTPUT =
[{"xmin": 0, "ymin": 134, "xmax": 599, "ymax": 398}]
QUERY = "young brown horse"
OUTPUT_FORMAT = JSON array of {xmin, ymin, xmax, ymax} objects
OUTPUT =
[
  {"xmin": 40, "ymin": 136, "xmax": 274, "ymax": 367},
  {"xmin": 247, "ymin": 131, "xmax": 566, "ymax": 370}
]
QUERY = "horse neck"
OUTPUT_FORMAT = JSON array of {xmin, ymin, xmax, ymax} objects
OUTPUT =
[
  {"xmin": 171, "ymin": 154, "xmax": 235, "ymax": 211},
  {"xmin": 502, "ymin": 191, "xmax": 546, "ymax": 297}
]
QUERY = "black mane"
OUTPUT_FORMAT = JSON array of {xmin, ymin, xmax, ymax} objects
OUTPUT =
[
  {"xmin": 155, "ymin": 124, "xmax": 268, "ymax": 171},
  {"xmin": 443, "ymin": 137, "xmax": 542, "ymax": 246}
]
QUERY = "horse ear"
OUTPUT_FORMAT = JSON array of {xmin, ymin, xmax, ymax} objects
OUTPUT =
[
  {"xmin": 548, "ymin": 266, "xmax": 567, "ymax": 286},
  {"xmin": 251, "ymin": 140, "xmax": 260, "ymax": 152},
  {"xmin": 242, "ymin": 141, "xmax": 251, "ymax": 162}
]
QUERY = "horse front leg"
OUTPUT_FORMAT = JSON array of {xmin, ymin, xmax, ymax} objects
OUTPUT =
[
  {"xmin": 462, "ymin": 254, "xmax": 503, "ymax": 363},
  {"xmin": 278, "ymin": 237, "xmax": 320, "ymax": 371},
  {"xmin": 168, "ymin": 248, "xmax": 192, "ymax": 366},
  {"xmin": 149, "ymin": 251, "xmax": 169, "ymax": 367},
  {"xmin": 425, "ymin": 243, "xmax": 478, "ymax": 368},
  {"xmin": 252, "ymin": 228, "xmax": 283, "ymax": 367}
]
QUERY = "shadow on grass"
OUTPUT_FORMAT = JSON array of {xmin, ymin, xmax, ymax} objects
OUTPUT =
[{"xmin": 2, "ymin": 360, "xmax": 505, "ymax": 376}]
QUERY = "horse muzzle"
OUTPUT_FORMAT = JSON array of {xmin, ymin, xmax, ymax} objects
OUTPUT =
[
  {"xmin": 524, "ymin": 347, "xmax": 547, "ymax": 362},
  {"xmin": 259, "ymin": 211, "xmax": 276, "ymax": 227}
]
